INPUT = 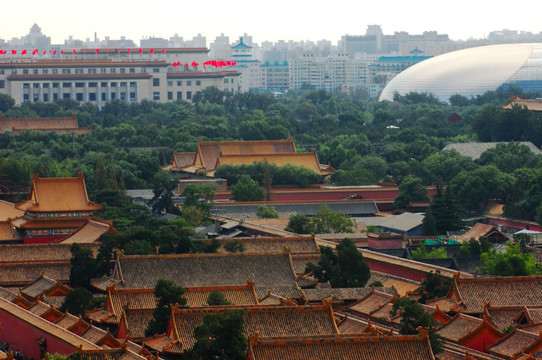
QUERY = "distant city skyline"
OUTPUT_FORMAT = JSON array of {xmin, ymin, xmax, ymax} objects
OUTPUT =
[{"xmin": 2, "ymin": 0, "xmax": 542, "ymax": 45}]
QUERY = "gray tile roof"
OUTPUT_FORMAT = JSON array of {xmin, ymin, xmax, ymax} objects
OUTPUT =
[
  {"xmin": 442, "ymin": 142, "xmax": 542, "ymax": 160},
  {"xmin": 214, "ymin": 201, "xmax": 378, "ymax": 217}
]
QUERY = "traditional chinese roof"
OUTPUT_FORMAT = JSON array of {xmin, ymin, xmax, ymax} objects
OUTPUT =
[
  {"xmin": 246, "ymin": 332, "xmax": 436, "ymax": 360},
  {"xmin": 0, "ymin": 114, "xmax": 90, "ymax": 134},
  {"xmin": 455, "ymin": 223, "xmax": 510, "ymax": 243},
  {"xmin": 168, "ymin": 303, "xmax": 339, "ymax": 350},
  {"xmin": 0, "ymin": 297, "xmax": 100, "ymax": 350},
  {"xmin": 483, "ymin": 305, "xmax": 526, "ymax": 331},
  {"xmin": 214, "ymin": 235, "xmax": 319, "ymax": 254},
  {"xmin": 123, "ymin": 308, "xmax": 154, "ymax": 340},
  {"xmin": 0, "ymin": 242, "xmax": 100, "ymax": 262},
  {"xmin": 90, "ymin": 282, "xmax": 259, "ymax": 325},
  {"xmin": 0, "ymin": 200, "xmax": 25, "ymax": 221},
  {"xmin": 344, "ymin": 288, "xmax": 396, "ymax": 316},
  {"xmin": 426, "ymin": 297, "xmax": 460, "ymax": 313},
  {"xmin": 0, "ymin": 260, "xmax": 71, "ymax": 287},
  {"xmin": 0, "ymin": 286, "xmax": 17, "ymax": 302},
  {"xmin": 214, "ymin": 152, "xmax": 329, "ymax": 176},
  {"xmin": 0, "ymin": 221, "xmax": 22, "ymax": 243},
  {"xmin": 113, "ymin": 252, "xmax": 301, "ymax": 299},
  {"xmin": 170, "ymin": 152, "xmax": 196, "ymax": 171},
  {"xmin": 436, "ymin": 313, "xmax": 483, "ymax": 342},
  {"xmin": 502, "ymin": 97, "xmax": 542, "ymax": 112},
  {"xmin": 291, "ymin": 253, "xmax": 321, "ymax": 274},
  {"xmin": 517, "ymin": 307, "xmax": 542, "ymax": 326},
  {"xmin": 60, "ymin": 218, "xmax": 117, "ymax": 243},
  {"xmin": 442, "ymin": 142, "xmax": 542, "ymax": 160},
  {"xmin": 20, "ymin": 273, "xmax": 72, "ymax": 300},
  {"xmin": 488, "ymin": 327, "xmax": 542, "ymax": 359},
  {"xmin": 447, "ymin": 273, "xmax": 542, "ymax": 314},
  {"xmin": 301, "ymin": 287, "xmax": 395, "ymax": 304},
  {"xmin": 193, "ymin": 138, "xmax": 296, "ymax": 171},
  {"xmin": 16, "ymin": 173, "xmax": 102, "ymax": 213}
]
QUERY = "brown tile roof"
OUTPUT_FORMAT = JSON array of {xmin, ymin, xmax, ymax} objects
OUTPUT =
[
  {"xmin": 0, "ymin": 242, "xmax": 100, "ymax": 262},
  {"xmin": 0, "ymin": 221, "xmax": 22, "ymax": 243},
  {"xmin": 169, "ymin": 303, "xmax": 339, "ymax": 350},
  {"xmin": 16, "ymin": 173, "xmax": 102, "ymax": 213},
  {"xmin": 336, "ymin": 314, "xmax": 370, "ymax": 334},
  {"xmin": 436, "ymin": 313, "xmax": 484, "ymax": 343},
  {"xmin": 215, "ymin": 235, "xmax": 320, "ymax": 254},
  {"xmin": 291, "ymin": 253, "xmax": 321, "ymax": 275},
  {"xmin": 114, "ymin": 252, "xmax": 301, "ymax": 299},
  {"xmin": 448, "ymin": 273, "xmax": 542, "ymax": 314},
  {"xmin": 215, "ymin": 152, "xmax": 327, "ymax": 176},
  {"xmin": 0, "ymin": 297, "xmax": 101, "ymax": 350},
  {"xmin": 344, "ymin": 288, "xmax": 396, "ymax": 316},
  {"xmin": 20, "ymin": 273, "xmax": 72, "ymax": 299},
  {"xmin": 95, "ymin": 283, "xmax": 259, "ymax": 325},
  {"xmin": 0, "ymin": 114, "xmax": 80, "ymax": 133},
  {"xmin": 0, "ymin": 260, "xmax": 71, "ymax": 286},
  {"xmin": 0, "ymin": 286, "xmax": 18, "ymax": 302},
  {"xmin": 521, "ymin": 323, "xmax": 542, "ymax": 334},
  {"xmin": 483, "ymin": 305, "xmax": 525, "ymax": 331},
  {"xmin": 0, "ymin": 200, "xmax": 25, "ymax": 221},
  {"xmin": 124, "ymin": 308, "xmax": 154, "ymax": 340},
  {"xmin": 60, "ymin": 218, "xmax": 117, "ymax": 243},
  {"xmin": 426, "ymin": 297, "xmax": 461, "ymax": 313},
  {"xmin": 246, "ymin": 332, "xmax": 436, "ymax": 360},
  {"xmin": 522, "ymin": 308, "xmax": 542, "ymax": 325},
  {"xmin": 502, "ymin": 97, "xmax": 542, "ymax": 112},
  {"xmin": 171, "ymin": 152, "xmax": 195, "ymax": 170},
  {"xmin": 194, "ymin": 138, "xmax": 296, "ymax": 171},
  {"xmin": 301, "ymin": 287, "xmax": 395, "ymax": 304},
  {"xmin": 456, "ymin": 223, "xmax": 510, "ymax": 242},
  {"xmin": 488, "ymin": 328, "xmax": 542, "ymax": 359}
]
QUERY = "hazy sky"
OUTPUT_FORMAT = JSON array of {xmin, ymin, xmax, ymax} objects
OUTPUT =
[{"xmin": 3, "ymin": 0, "xmax": 541, "ymax": 45}]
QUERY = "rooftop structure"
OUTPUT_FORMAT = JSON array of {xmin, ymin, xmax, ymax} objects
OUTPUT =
[
  {"xmin": 442, "ymin": 142, "xmax": 542, "ymax": 160},
  {"xmin": 0, "ymin": 114, "xmax": 90, "ymax": 134},
  {"xmin": 502, "ymin": 97, "xmax": 542, "ymax": 112}
]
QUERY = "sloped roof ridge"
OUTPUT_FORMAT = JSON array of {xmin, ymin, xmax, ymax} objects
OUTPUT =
[
  {"xmin": 172, "ymin": 302, "xmax": 331, "ymax": 314},
  {"xmin": 198, "ymin": 137, "xmax": 294, "ymax": 146},
  {"xmin": 455, "ymin": 273, "xmax": 542, "ymax": 283},
  {"xmin": 117, "ymin": 250, "xmax": 291, "ymax": 260}
]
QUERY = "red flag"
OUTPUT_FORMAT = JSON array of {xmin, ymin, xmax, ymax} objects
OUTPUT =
[
  {"xmin": 106, "ymin": 49, "xmax": 110, "ymax": 53},
  {"xmin": 117, "ymin": 49, "xmax": 121, "ymax": 53},
  {"xmin": 191, "ymin": 61, "xmax": 199, "ymax": 67},
  {"xmin": 127, "ymin": 49, "xmax": 131, "ymax": 54},
  {"xmin": 43, "ymin": 50, "xmax": 46, "ymax": 55},
  {"xmin": 61, "ymin": 50, "xmax": 64, "ymax": 54},
  {"xmin": 33, "ymin": 49, "xmax": 38, "ymax": 55},
  {"xmin": 95, "ymin": 49, "xmax": 99, "ymax": 54},
  {"xmin": 161, "ymin": 48, "xmax": 165, "ymax": 53},
  {"xmin": 232, "ymin": 61, "xmax": 237, "ymax": 66},
  {"xmin": 72, "ymin": 49, "xmax": 76, "ymax": 54},
  {"xmin": 185, "ymin": 62, "xmax": 189, "ymax": 69},
  {"xmin": 226, "ymin": 61, "xmax": 232, "ymax": 66},
  {"xmin": 172, "ymin": 62, "xmax": 178, "ymax": 67},
  {"xmin": 21, "ymin": 49, "xmax": 27, "ymax": 55},
  {"xmin": 11, "ymin": 50, "xmax": 16, "ymax": 55},
  {"xmin": 138, "ymin": 48, "xmax": 142, "ymax": 54},
  {"xmin": 149, "ymin": 49, "xmax": 154, "ymax": 54},
  {"xmin": 53, "ymin": 50, "xmax": 57, "ymax": 55}
]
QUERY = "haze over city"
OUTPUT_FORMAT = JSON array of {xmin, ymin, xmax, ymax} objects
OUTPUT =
[{"xmin": 3, "ymin": 0, "xmax": 542, "ymax": 44}]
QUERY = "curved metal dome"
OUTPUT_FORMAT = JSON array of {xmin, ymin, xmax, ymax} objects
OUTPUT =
[{"xmin": 379, "ymin": 43, "xmax": 542, "ymax": 102}]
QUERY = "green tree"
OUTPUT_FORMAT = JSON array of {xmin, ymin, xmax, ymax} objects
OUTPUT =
[
  {"xmin": 305, "ymin": 238, "xmax": 370, "ymax": 288},
  {"xmin": 421, "ymin": 208, "xmax": 438, "ymax": 236},
  {"xmin": 207, "ymin": 290, "xmax": 232, "ymax": 306},
  {"xmin": 311, "ymin": 205, "xmax": 355, "ymax": 234},
  {"xmin": 231, "ymin": 175, "xmax": 265, "ymax": 202},
  {"xmin": 481, "ymin": 242, "xmax": 542, "ymax": 276},
  {"xmin": 145, "ymin": 279, "xmax": 187, "ymax": 337},
  {"xmin": 419, "ymin": 270, "xmax": 452, "ymax": 303},
  {"xmin": 410, "ymin": 244, "xmax": 447, "ymax": 260},
  {"xmin": 429, "ymin": 189, "xmax": 465, "ymax": 234},
  {"xmin": 151, "ymin": 171, "xmax": 181, "ymax": 215},
  {"xmin": 459, "ymin": 237, "xmax": 492, "ymax": 256},
  {"xmin": 60, "ymin": 287, "xmax": 94, "ymax": 316},
  {"xmin": 182, "ymin": 184, "xmax": 216, "ymax": 220},
  {"xmin": 256, "ymin": 205, "xmax": 279, "ymax": 218},
  {"xmin": 223, "ymin": 240, "xmax": 245, "ymax": 253},
  {"xmin": 393, "ymin": 176, "xmax": 429, "ymax": 210},
  {"xmin": 391, "ymin": 297, "xmax": 443, "ymax": 354},
  {"xmin": 69, "ymin": 244, "xmax": 99, "ymax": 289},
  {"xmin": 285, "ymin": 214, "xmax": 315, "ymax": 234},
  {"xmin": 183, "ymin": 309, "xmax": 247, "ymax": 360},
  {"xmin": 0, "ymin": 94, "xmax": 15, "ymax": 113}
]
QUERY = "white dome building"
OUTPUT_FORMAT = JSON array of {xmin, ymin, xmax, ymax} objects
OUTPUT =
[{"xmin": 379, "ymin": 43, "xmax": 542, "ymax": 102}]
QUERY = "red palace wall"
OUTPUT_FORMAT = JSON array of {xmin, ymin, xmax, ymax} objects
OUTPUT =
[
  {"xmin": 24, "ymin": 236, "xmax": 65, "ymax": 244},
  {"xmin": 0, "ymin": 309, "xmax": 77, "ymax": 359},
  {"xmin": 364, "ymin": 258, "xmax": 428, "ymax": 282},
  {"xmin": 460, "ymin": 330, "xmax": 501, "ymax": 353}
]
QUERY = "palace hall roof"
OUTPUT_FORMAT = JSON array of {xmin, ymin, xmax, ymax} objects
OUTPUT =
[
  {"xmin": 113, "ymin": 252, "xmax": 301, "ymax": 299},
  {"xmin": 16, "ymin": 173, "xmax": 102, "ymax": 213}
]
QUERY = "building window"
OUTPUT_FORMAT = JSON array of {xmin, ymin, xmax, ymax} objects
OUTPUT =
[
  {"xmin": 167, "ymin": 91, "xmax": 173, "ymax": 100},
  {"xmin": 89, "ymin": 82, "xmax": 97, "ymax": 87},
  {"xmin": 177, "ymin": 91, "xmax": 182, "ymax": 100},
  {"xmin": 186, "ymin": 91, "xmax": 192, "ymax": 100},
  {"xmin": 23, "ymin": 69, "xmax": 29, "ymax": 75},
  {"xmin": 76, "ymin": 93, "xmax": 83, "ymax": 101},
  {"xmin": 33, "ymin": 94, "xmax": 39, "ymax": 102},
  {"xmin": 52, "ymin": 69, "xmax": 58, "ymax": 74},
  {"xmin": 120, "ymin": 68, "xmax": 126, "ymax": 74},
  {"xmin": 153, "ymin": 92, "xmax": 160, "ymax": 100},
  {"xmin": 43, "ymin": 83, "xmax": 49, "ymax": 88},
  {"xmin": 43, "ymin": 94, "xmax": 48, "ymax": 102},
  {"xmin": 120, "ymin": 93, "xmax": 126, "ymax": 100},
  {"xmin": 75, "ymin": 82, "xmax": 84, "ymax": 88},
  {"xmin": 63, "ymin": 93, "xmax": 70, "ymax": 99},
  {"xmin": 75, "ymin": 69, "xmax": 84, "ymax": 74},
  {"xmin": 42, "ymin": 69, "xmax": 48, "ymax": 74},
  {"xmin": 53, "ymin": 93, "xmax": 58, "ymax": 100},
  {"xmin": 130, "ymin": 82, "xmax": 136, "ymax": 87},
  {"xmin": 62, "ymin": 69, "xmax": 71, "ymax": 74},
  {"xmin": 101, "ymin": 68, "xmax": 107, "ymax": 74},
  {"xmin": 153, "ymin": 68, "xmax": 160, "ymax": 73},
  {"xmin": 224, "ymin": 79, "xmax": 228, "ymax": 84},
  {"xmin": 63, "ymin": 82, "xmax": 71, "ymax": 88},
  {"xmin": 33, "ymin": 83, "xmax": 40, "ymax": 88},
  {"xmin": 89, "ymin": 93, "xmax": 96, "ymax": 101},
  {"xmin": 23, "ymin": 94, "xmax": 29, "ymax": 101},
  {"xmin": 177, "ymin": 80, "xmax": 182, "ymax": 86},
  {"xmin": 141, "ymin": 68, "xmax": 146, "ymax": 73},
  {"xmin": 0, "ymin": 70, "xmax": 4, "ymax": 74},
  {"xmin": 11, "ymin": 69, "xmax": 17, "ymax": 74},
  {"xmin": 0, "ymin": 80, "xmax": 4, "ymax": 89},
  {"xmin": 52, "ymin": 83, "xmax": 59, "ymax": 88},
  {"xmin": 153, "ymin": 78, "xmax": 160, "ymax": 87},
  {"xmin": 167, "ymin": 81, "xmax": 173, "ymax": 86},
  {"xmin": 186, "ymin": 80, "xmax": 192, "ymax": 86},
  {"xmin": 130, "ymin": 92, "xmax": 136, "ymax": 100},
  {"xmin": 88, "ymin": 68, "xmax": 97, "ymax": 74},
  {"xmin": 102, "ymin": 93, "xmax": 106, "ymax": 101},
  {"xmin": 120, "ymin": 82, "xmax": 127, "ymax": 87},
  {"xmin": 101, "ymin": 82, "xmax": 107, "ymax": 87},
  {"xmin": 23, "ymin": 83, "xmax": 30, "ymax": 89},
  {"xmin": 196, "ymin": 80, "xmax": 201, "ymax": 86},
  {"xmin": 231, "ymin": 79, "xmax": 234, "ymax": 83},
  {"xmin": 130, "ymin": 68, "xmax": 135, "ymax": 73},
  {"xmin": 110, "ymin": 68, "xmax": 116, "ymax": 74},
  {"xmin": 111, "ymin": 82, "xmax": 117, "ymax": 87}
]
